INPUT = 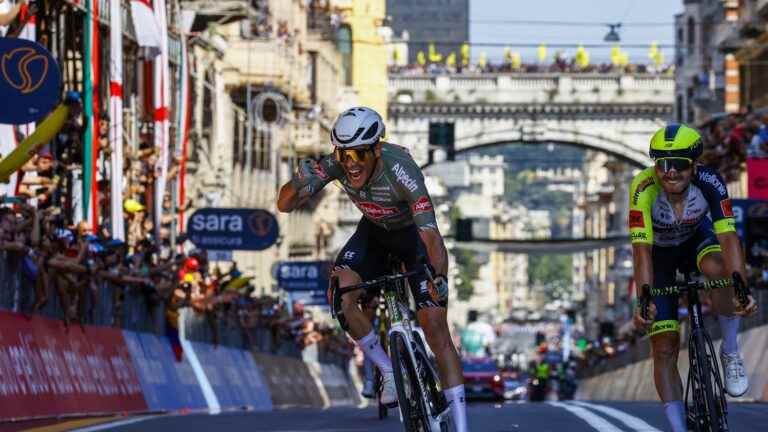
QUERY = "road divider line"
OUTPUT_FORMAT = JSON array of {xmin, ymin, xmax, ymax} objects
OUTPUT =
[
  {"xmin": 548, "ymin": 402, "xmax": 623, "ymax": 432},
  {"xmin": 569, "ymin": 401, "xmax": 663, "ymax": 432}
]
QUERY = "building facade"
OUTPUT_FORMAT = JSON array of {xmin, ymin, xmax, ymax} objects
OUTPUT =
[{"xmin": 386, "ymin": 0, "xmax": 469, "ymax": 64}]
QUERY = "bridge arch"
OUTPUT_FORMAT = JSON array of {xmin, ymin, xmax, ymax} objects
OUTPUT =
[{"xmin": 420, "ymin": 132, "xmax": 649, "ymax": 169}]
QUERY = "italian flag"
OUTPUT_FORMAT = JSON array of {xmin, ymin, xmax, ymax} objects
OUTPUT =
[
  {"xmin": 83, "ymin": 0, "xmax": 100, "ymax": 229},
  {"xmin": 176, "ymin": 32, "xmax": 191, "ymax": 232},
  {"xmin": 110, "ymin": 0, "xmax": 124, "ymax": 240},
  {"xmin": 153, "ymin": 0, "xmax": 171, "ymax": 240}
]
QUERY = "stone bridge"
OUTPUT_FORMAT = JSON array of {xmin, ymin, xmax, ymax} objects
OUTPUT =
[{"xmin": 386, "ymin": 73, "xmax": 675, "ymax": 167}]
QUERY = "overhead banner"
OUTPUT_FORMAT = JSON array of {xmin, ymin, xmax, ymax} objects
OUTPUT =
[
  {"xmin": 187, "ymin": 208, "xmax": 279, "ymax": 251},
  {"xmin": 0, "ymin": 37, "xmax": 61, "ymax": 124},
  {"xmin": 747, "ymin": 158, "xmax": 768, "ymax": 200}
]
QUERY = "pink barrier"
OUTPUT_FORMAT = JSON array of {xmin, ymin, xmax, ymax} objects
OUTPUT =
[{"xmin": 0, "ymin": 311, "xmax": 147, "ymax": 420}]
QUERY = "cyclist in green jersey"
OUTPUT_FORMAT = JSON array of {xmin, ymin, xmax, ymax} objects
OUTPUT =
[
  {"xmin": 277, "ymin": 107, "xmax": 467, "ymax": 432},
  {"xmin": 629, "ymin": 124, "xmax": 757, "ymax": 432}
]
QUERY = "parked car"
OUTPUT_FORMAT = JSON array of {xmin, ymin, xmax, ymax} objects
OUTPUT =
[{"xmin": 462, "ymin": 358, "xmax": 504, "ymax": 401}]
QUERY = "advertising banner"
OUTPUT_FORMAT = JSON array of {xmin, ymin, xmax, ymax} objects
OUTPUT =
[
  {"xmin": 187, "ymin": 341, "xmax": 272, "ymax": 411},
  {"xmin": 0, "ymin": 311, "xmax": 147, "ymax": 420},
  {"xmin": 122, "ymin": 331, "xmax": 207, "ymax": 411},
  {"xmin": 747, "ymin": 158, "xmax": 768, "ymax": 200},
  {"xmin": 188, "ymin": 208, "xmax": 279, "ymax": 251},
  {"xmin": 0, "ymin": 37, "xmax": 61, "ymax": 124},
  {"xmin": 277, "ymin": 261, "xmax": 332, "ymax": 292}
]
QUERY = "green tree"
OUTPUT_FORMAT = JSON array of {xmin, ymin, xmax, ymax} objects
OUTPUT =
[
  {"xmin": 528, "ymin": 254, "xmax": 573, "ymax": 302},
  {"xmin": 453, "ymin": 248, "xmax": 479, "ymax": 301}
]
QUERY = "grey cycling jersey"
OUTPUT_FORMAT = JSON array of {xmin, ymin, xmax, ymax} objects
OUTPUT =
[{"xmin": 295, "ymin": 143, "xmax": 438, "ymax": 231}]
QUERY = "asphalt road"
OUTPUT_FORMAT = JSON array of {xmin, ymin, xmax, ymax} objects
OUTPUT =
[{"xmin": 67, "ymin": 401, "xmax": 768, "ymax": 432}]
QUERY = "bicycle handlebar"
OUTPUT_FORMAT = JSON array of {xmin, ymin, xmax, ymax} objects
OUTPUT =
[
  {"xmin": 336, "ymin": 269, "xmax": 425, "ymax": 296},
  {"xmin": 639, "ymin": 272, "xmax": 752, "ymax": 313}
]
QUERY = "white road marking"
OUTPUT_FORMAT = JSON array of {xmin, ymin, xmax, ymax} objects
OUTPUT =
[
  {"xmin": 70, "ymin": 416, "xmax": 154, "ymax": 432},
  {"xmin": 548, "ymin": 401, "xmax": 623, "ymax": 432},
  {"xmin": 569, "ymin": 401, "xmax": 663, "ymax": 432}
]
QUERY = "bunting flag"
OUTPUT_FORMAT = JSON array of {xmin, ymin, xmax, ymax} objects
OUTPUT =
[
  {"xmin": 83, "ymin": 0, "xmax": 101, "ymax": 228},
  {"xmin": 153, "ymin": 0, "xmax": 171, "ymax": 240},
  {"xmin": 416, "ymin": 50, "xmax": 426, "ymax": 66},
  {"xmin": 575, "ymin": 45, "xmax": 590, "ymax": 69},
  {"xmin": 478, "ymin": 52, "xmax": 487, "ymax": 69},
  {"xmin": 176, "ymin": 32, "xmax": 191, "ymax": 232},
  {"xmin": 109, "ymin": 0, "xmax": 124, "ymax": 240}
]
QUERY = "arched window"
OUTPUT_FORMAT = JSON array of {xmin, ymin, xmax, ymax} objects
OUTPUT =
[{"xmin": 336, "ymin": 25, "xmax": 353, "ymax": 86}]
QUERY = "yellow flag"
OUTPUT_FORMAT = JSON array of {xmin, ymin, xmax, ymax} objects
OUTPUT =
[
  {"xmin": 446, "ymin": 51, "xmax": 456, "ymax": 67},
  {"xmin": 511, "ymin": 52, "xmax": 521, "ymax": 70},
  {"xmin": 575, "ymin": 45, "xmax": 589, "ymax": 69},
  {"xmin": 417, "ymin": 50, "xmax": 426, "ymax": 66},
  {"xmin": 461, "ymin": 42, "xmax": 470, "ymax": 66},
  {"xmin": 610, "ymin": 45, "xmax": 621, "ymax": 66},
  {"xmin": 478, "ymin": 51, "xmax": 487, "ymax": 69},
  {"xmin": 504, "ymin": 47, "xmax": 513, "ymax": 64},
  {"xmin": 392, "ymin": 47, "xmax": 400, "ymax": 63},
  {"xmin": 648, "ymin": 41, "xmax": 659, "ymax": 60},
  {"xmin": 619, "ymin": 51, "xmax": 629, "ymax": 66},
  {"xmin": 538, "ymin": 44, "xmax": 547, "ymax": 62},
  {"xmin": 428, "ymin": 43, "xmax": 442, "ymax": 62},
  {"xmin": 653, "ymin": 51, "xmax": 665, "ymax": 67}
]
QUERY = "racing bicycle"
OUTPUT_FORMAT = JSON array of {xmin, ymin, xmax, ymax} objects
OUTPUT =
[
  {"xmin": 332, "ymin": 265, "xmax": 451, "ymax": 432},
  {"xmin": 640, "ymin": 272, "xmax": 751, "ymax": 432}
]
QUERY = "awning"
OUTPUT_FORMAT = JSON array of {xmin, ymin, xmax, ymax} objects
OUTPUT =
[{"xmin": 130, "ymin": 0, "xmax": 161, "ymax": 59}]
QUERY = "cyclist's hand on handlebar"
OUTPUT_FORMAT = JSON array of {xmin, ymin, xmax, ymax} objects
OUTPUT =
[
  {"xmin": 734, "ymin": 294, "xmax": 758, "ymax": 317},
  {"xmin": 633, "ymin": 302, "xmax": 656, "ymax": 331}
]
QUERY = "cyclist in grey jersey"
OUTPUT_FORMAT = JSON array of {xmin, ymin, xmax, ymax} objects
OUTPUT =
[
  {"xmin": 277, "ymin": 107, "xmax": 468, "ymax": 432},
  {"xmin": 293, "ymin": 142, "xmax": 438, "ymax": 231}
]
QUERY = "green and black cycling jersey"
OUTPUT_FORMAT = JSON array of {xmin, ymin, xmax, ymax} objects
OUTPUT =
[{"xmin": 294, "ymin": 143, "xmax": 438, "ymax": 232}]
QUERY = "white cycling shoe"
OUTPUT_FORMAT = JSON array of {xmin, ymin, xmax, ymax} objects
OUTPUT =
[
  {"xmin": 361, "ymin": 380, "xmax": 375, "ymax": 399},
  {"xmin": 720, "ymin": 350, "xmax": 749, "ymax": 397},
  {"xmin": 381, "ymin": 371, "xmax": 398, "ymax": 406}
]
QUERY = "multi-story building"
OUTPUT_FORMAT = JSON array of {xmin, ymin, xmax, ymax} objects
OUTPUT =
[
  {"xmin": 674, "ymin": 0, "xmax": 741, "ymax": 123},
  {"xmin": 733, "ymin": 0, "xmax": 768, "ymax": 110},
  {"xmin": 185, "ymin": 0, "xmax": 387, "ymax": 293},
  {"xmin": 386, "ymin": 0, "xmax": 469, "ymax": 64}
]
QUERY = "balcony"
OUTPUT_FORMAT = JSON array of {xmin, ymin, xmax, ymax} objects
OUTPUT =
[{"xmin": 223, "ymin": 38, "xmax": 310, "ymax": 105}]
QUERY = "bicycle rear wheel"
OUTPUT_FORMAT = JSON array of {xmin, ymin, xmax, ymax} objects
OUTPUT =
[{"xmin": 391, "ymin": 332, "xmax": 429, "ymax": 432}]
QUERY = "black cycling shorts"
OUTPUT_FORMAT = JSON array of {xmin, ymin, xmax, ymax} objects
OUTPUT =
[
  {"xmin": 334, "ymin": 217, "xmax": 447, "ymax": 310},
  {"xmin": 649, "ymin": 218, "xmax": 722, "ymax": 336}
]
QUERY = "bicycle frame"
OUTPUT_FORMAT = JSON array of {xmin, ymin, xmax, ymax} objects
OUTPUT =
[
  {"xmin": 383, "ymin": 280, "xmax": 449, "ymax": 431},
  {"xmin": 681, "ymin": 280, "xmax": 728, "ymax": 432}
]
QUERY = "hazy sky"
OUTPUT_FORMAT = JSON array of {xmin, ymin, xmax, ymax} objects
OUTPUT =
[{"xmin": 470, "ymin": 0, "xmax": 684, "ymax": 64}]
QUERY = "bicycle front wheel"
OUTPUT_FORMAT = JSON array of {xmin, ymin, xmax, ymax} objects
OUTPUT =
[
  {"xmin": 690, "ymin": 330, "xmax": 724, "ymax": 431},
  {"xmin": 391, "ymin": 332, "xmax": 429, "ymax": 432}
]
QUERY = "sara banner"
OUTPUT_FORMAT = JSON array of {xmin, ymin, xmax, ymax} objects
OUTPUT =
[
  {"xmin": 0, "ymin": 37, "xmax": 61, "ymax": 124},
  {"xmin": 188, "ymin": 208, "xmax": 279, "ymax": 251},
  {"xmin": 747, "ymin": 158, "xmax": 768, "ymax": 200},
  {"xmin": 0, "ymin": 311, "xmax": 147, "ymax": 420}
]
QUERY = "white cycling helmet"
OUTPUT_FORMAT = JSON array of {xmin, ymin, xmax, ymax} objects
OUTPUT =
[{"xmin": 330, "ymin": 107, "xmax": 385, "ymax": 148}]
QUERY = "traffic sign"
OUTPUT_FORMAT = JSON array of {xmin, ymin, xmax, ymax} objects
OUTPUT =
[
  {"xmin": 187, "ymin": 208, "xmax": 279, "ymax": 251},
  {"xmin": 277, "ymin": 261, "xmax": 332, "ymax": 292}
]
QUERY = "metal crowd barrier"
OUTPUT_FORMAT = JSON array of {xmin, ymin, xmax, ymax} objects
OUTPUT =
[{"xmin": 0, "ymin": 251, "xmax": 304, "ymax": 358}]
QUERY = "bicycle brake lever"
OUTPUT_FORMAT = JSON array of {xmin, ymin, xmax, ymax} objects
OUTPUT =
[{"xmin": 732, "ymin": 272, "xmax": 750, "ymax": 307}]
